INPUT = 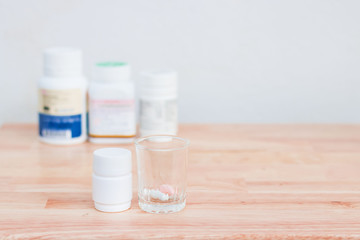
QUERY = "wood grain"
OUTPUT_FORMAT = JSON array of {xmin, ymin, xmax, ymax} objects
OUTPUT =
[{"xmin": 0, "ymin": 123, "xmax": 360, "ymax": 239}]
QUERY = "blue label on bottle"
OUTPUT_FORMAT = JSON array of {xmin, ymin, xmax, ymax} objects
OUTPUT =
[{"xmin": 39, "ymin": 113, "xmax": 82, "ymax": 139}]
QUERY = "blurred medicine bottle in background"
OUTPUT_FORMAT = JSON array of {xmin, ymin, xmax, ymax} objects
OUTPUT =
[
  {"xmin": 38, "ymin": 47, "xmax": 87, "ymax": 145},
  {"xmin": 139, "ymin": 70, "xmax": 178, "ymax": 136},
  {"xmin": 88, "ymin": 62, "xmax": 136, "ymax": 143}
]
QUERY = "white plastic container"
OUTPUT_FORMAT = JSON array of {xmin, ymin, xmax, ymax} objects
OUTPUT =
[
  {"xmin": 92, "ymin": 148, "xmax": 132, "ymax": 212},
  {"xmin": 139, "ymin": 70, "xmax": 178, "ymax": 136},
  {"xmin": 38, "ymin": 47, "xmax": 87, "ymax": 145},
  {"xmin": 88, "ymin": 62, "xmax": 136, "ymax": 143}
]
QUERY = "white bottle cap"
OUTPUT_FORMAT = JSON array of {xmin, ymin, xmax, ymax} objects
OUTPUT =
[
  {"xmin": 43, "ymin": 47, "xmax": 83, "ymax": 77},
  {"xmin": 92, "ymin": 148, "xmax": 132, "ymax": 212},
  {"xmin": 139, "ymin": 70, "xmax": 177, "ymax": 100},
  {"xmin": 93, "ymin": 62, "xmax": 131, "ymax": 83}
]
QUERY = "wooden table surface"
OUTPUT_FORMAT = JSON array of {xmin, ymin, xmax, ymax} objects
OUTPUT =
[{"xmin": 1, "ymin": 124, "xmax": 360, "ymax": 239}]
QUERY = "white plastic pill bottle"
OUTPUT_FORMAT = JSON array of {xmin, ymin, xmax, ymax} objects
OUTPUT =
[
  {"xmin": 92, "ymin": 148, "xmax": 132, "ymax": 212},
  {"xmin": 139, "ymin": 70, "xmax": 178, "ymax": 136},
  {"xmin": 38, "ymin": 47, "xmax": 87, "ymax": 145},
  {"xmin": 88, "ymin": 62, "xmax": 136, "ymax": 143}
]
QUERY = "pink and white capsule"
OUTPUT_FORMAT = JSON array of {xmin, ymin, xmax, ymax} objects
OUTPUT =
[{"xmin": 159, "ymin": 184, "xmax": 175, "ymax": 196}]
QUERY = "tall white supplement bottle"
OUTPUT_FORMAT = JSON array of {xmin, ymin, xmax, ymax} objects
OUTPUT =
[
  {"xmin": 139, "ymin": 70, "xmax": 178, "ymax": 136},
  {"xmin": 88, "ymin": 62, "xmax": 136, "ymax": 143},
  {"xmin": 38, "ymin": 47, "xmax": 87, "ymax": 145}
]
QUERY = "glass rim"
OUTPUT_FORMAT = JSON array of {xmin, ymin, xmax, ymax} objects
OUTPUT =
[{"xmin": 134, "ymin": 135, "xmax": 190, "ymax": 152}]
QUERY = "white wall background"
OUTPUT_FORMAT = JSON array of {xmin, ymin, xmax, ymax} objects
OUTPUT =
[{"xmin": 0, "ymin": 0, "xmax": 359, "ymax": 124}]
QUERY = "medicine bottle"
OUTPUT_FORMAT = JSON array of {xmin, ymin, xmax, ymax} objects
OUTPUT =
[
  {"xmin": 88, "ymin": 62, "xmax": 136, "ymax": 143},
  {"xmin": 92, "ymin": 148, "xmax": 132, "ymax": 212},
  {"xmin": 139, "ymin": 70, "xmax": 178, "ymax": 136},
  {"xmin": 38, "ymin": 47, "xmax": 87, "ymax": 145}
]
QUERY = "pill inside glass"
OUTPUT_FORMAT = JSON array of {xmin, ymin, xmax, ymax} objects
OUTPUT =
[{"xmin": 135, "ymin": 136, "xmax": 189, "ymax": 214}]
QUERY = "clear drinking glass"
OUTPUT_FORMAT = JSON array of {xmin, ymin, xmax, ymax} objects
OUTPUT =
[{"xmin": 135, "ymin": 135, "xmax": 189, "ymax": 214}]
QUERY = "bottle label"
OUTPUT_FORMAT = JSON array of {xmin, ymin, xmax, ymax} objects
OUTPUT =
[
  {"xmin": 89, "ymin": 98, "xmax": 136, "ymax": 137},
  {"xmin": 140, "ymin": 99, "xmax": 177, "ymax": 135},
  {"xmin": 38, "ymin": 89, "xmax": 83, "ymax": 139}
]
